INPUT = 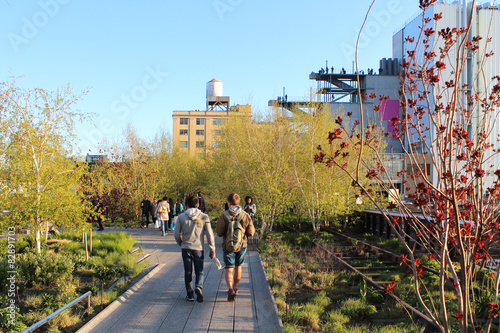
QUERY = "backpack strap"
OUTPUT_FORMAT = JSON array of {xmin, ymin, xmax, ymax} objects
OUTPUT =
[{"xmin": 224, "ymin": 211, "xmax": 244, "ymax": 222}]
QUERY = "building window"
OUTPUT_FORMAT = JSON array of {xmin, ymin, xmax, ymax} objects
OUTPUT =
[
  {"xmin": 196, "ymin": 129, "xmax": 205, "ymax": 136},
  {"xmin": 180, "ymin": 118, "xmax": 188, "ymax": 125},
  {"xmin": 180, "ymin": 141, "xmax": 188, "ymax": 148},
  {"xmin": 179, "ymin": 129, "xmax": 188, "ymax": 135},
  {"xmin": 196, "ymin": 141, "xmax": 205, "ymax": 148},
  {"xmin": 213, "ymin": 130, "xmax": 223, "ymax": 136},
  {"xmin": 212, "ymin": 141, "xmax": 224, "ymax": 148},
  {"xmin": 213, "ymin": 118, "xmax": 225, "ymax": 125},
  {"xmin": 196, "ymin": 118, "xmax": 205, "ymax": 125}
]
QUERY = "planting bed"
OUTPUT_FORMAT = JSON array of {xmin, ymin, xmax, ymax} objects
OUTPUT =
[{"xmin": 0, "ymin": 230, "xmax": 147, "ymax": 333}]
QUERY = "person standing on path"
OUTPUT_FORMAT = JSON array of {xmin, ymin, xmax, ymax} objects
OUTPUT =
[
  {"xmin": 151, "ymin": 197, "xmax": 159, "ymax": 229},
  {"xmin": 156, "ymin": 196, "xmax": 170, "ymax": 236},
  {"xmin": 172, "ymin": 198, "xmax": 184, "ymax": 230},
  {"xmin": 175, "ymin": 195, "xmax": 216, "ymax": 302},
  {"xmin": 216, "ymin": 193, "xmax": 255, "ymax": 302},
  {"xmin": 197, "ymin": 192, "xmax": 206, "ymax": 213},
  {"xmin": 140, "ymin": 195, "xmax": 151, "ymax": 228},
  {"xmin": 243, "ymin": 196, "xmax": 256, "ymax": 222}
]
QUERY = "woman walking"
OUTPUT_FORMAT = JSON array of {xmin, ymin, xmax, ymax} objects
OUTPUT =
[{"xmin": 157, "ymin": 196, "xmax": 170, "ymax": 236}]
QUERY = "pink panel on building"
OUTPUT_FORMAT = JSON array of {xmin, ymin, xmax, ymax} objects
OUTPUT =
[{"xmin": 379, "ymin": 100, "xmax": 399, "ymax": 140}]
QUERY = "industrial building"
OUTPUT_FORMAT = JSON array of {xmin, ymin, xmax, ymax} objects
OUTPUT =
[
  {"xmin": 172, "ymin": 79, "xmax": 251, "ymax": 155},
  {"xmin": 269, "ymin": 58, "xmax": 405, "ymax": 192},
  {"xmin": 393, "ymin": 0, "xmax": 500, "ymax": 188}
]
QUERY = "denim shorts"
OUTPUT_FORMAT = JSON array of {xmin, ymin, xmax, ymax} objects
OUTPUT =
[{"xmin": 223, "ymin": 247, "xmax": 248, "ymax": 268}]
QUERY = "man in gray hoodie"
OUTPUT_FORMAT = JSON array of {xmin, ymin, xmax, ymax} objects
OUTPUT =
[{"xmin": 174, "ymin": 195, "xmax": 216, "ymax": 302}]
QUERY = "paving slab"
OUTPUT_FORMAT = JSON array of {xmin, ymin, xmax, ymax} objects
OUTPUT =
[{"xmin": 78, "ymin": 227, "xmax": 283, "ymax": 333}]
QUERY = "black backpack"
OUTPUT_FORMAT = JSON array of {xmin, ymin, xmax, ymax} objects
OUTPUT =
[{"xmin": 223, "ymin": 211, "xmax": 244, "ymax": 252}]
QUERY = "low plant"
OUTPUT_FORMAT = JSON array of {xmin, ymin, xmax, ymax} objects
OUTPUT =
[
  {"xmin": 297, "ymin": 303, "xmax": 322, "ymax": 330},
  {"xmin": 18, "ymin": 252, "xmax": 74, "ymax": 288},
  {"xmin": 339, "ymin": 298, "xmax": 377, "ymax": 320},
  {"xmin": 323, "ymin": 310, "xmax": 349, "ymax": 332}
]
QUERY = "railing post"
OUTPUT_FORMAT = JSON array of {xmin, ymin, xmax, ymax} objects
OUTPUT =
[{"xmin": 87, "ymin": 292, "xmax": 91, "ymax": 316}]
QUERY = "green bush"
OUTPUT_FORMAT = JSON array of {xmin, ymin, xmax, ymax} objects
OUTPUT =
[
  {"xmin": 311, "ymin": 290, "xmax": 330, "ymax": 307},
  {"xmin": 324, "ymin": 310, "xmax": 350, "ymax": 331},
  {"xmin": 59, "ymin": 241, "xmax": 85, "ymax": 255},
  {"xmin": 297, "ymin": 303, "xmax": 322, "ymax": 329},
  {"xmin": 0, "ymin": 295, "xmax": 28, "ymax": 332},
  {"xmin": 92, "ymin": 232, "xmax": 135, "ymax": 254},
  {"xmin": 18, "ymin": 252, "xmax": 74, "ymax": 288},
  {"xmin": 339, "ymin": 298, "xmax": 377, "ymax": 320}
]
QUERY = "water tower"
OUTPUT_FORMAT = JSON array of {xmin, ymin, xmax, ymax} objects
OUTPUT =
[{"xmin": 206, "ymin": 78, "xmax": 230, "ymax": 111}]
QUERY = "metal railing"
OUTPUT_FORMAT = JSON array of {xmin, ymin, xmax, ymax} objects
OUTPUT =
[{"xmin": 22, "ymin": 291, "xmax": 92, "ymax": 333}]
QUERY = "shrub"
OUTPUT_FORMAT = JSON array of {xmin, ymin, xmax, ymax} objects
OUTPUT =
[
  {"xmin": 18, "ymin": 252, "xmax": 74, "ymax": 288},
  {"xmin": 311, "ymin": 290, "xmax": 330, "ymax": 308},
  {"xmin": 0, "ymin": 295, "xmax": 28, "ymax": 332},
  {"xmin": 130, "ymin": 260, "xmax": 147, "ymax": 280},
  {"xmin": 324, "ymin": 310, "xmax": 350, "ymax": 332},
  {"xmin": 92, "ymin": 232, "xmax": 135, "ymax": 254},
  {"xmin": 59, "ymin": 241, "xmax": 84, "ymax": 255},
  {"xmin": 297, "ymin": 303, "xmax": 322, "ymax": 330},
  {"xmin": 339, "ymin": 298, "xmax": 377, "ymax": 320}
]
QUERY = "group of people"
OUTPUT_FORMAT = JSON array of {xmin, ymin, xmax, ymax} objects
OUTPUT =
[
  {"xmin": 174, "ymin": 193, "xmax": 255, "ymax": 303},
  {"xmin": 140, "ymin": 193, "xmax": 206, "ymax": 237}
]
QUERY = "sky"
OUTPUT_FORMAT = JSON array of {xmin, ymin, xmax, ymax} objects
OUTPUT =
[{"xmin": 0, "ymin": 0, "xmax": 422, "ymax": 155}]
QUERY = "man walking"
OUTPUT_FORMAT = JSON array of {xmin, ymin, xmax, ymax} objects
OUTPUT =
[
  {"xmin": 174, "ymin": 195, "xmax": 216, "ymax": 302},
  {"xmin": 216, "ymin": 193, "xmax": 255, "ymax": 301},
  {"xmin": 140, "ymin": 195, "xmax": 151, "ymax": 228}
]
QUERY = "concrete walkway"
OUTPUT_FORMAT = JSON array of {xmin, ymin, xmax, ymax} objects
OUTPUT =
[{"xmin": 78, "ymin": 227, "xmax": 283, "ymax": 333}]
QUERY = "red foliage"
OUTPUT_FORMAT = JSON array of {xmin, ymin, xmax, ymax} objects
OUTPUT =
[{"xmin": 383, "ymin": 281, "xmax": 396, "ymax": 294}]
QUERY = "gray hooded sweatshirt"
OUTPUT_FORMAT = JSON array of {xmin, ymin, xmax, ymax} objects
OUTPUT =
[{"xmin": 174, "ymin": 208, "xmax": 216, "ymax": 253}]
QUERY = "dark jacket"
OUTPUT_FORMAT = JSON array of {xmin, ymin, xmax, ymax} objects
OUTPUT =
[
  {"xmin": 140, "ymin": 199, "xmax": 151, "ymax": 214},
  {"xmin": 198, "ymin": 196, "xmax": 206, "ymax": 213}
]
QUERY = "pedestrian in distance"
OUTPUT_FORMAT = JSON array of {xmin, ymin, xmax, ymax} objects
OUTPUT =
[
  {"xmin": 175, "ymin": 195, "xmax": 216, "ymax": 302},
  {"xmin": 172, "ymin": 198, "xmax": 184, "ymax": 229},
  {"xmin": 151, "ymin": 197, "xmax": 159, "ymax": 229},
  {"xmin": 243, "ymin": 196, "xmax": 256, "ymax": 222},
  {"xmin": 140, "ymin": 195, "xmax": 151, "ymax": 228},
  {"xmin": 156, "ymin": 196, "xmax": 170, "ymax": 236},
  {"xmin": 197, "ymin": 192, "xmax": 206, "ymax": 213},
  {"xmin": 168, "ymin": 198, "xmax": 175, "ymax": 231},
  {"xmin": 216, "ymin": 193, "xmax": 255, "ymax": 302}
]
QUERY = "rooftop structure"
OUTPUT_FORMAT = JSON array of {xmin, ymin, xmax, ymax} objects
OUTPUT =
[{"xmin": 172, "ymin": 79, "xmax": 251, "ymax": 155}]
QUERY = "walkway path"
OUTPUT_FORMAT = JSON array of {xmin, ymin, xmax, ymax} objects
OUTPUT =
[{"xmin": 78, "ymin": 227, "xmax": 283, "ymax": 333}]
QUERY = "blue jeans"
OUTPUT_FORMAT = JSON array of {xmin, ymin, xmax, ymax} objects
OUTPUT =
[
  {"xmin": 159, "ymin": 220, "xmax": 167, "ymax": 236},
  {"xmin": 181, "ymin": 249, "xmax": 205, "ymax": 297}
]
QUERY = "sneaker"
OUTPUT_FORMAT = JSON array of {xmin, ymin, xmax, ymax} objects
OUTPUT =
[
  {"xmin": 195, "ymin": 287, "xmax": 204, "ymax": 303},
  {"xmin": 186, "ymin": 295, "xmax": 195, "ymax": 302},
  {"xmin": 228, "ymin": 289, "xmax": 236, "ymax": 302},
  {"xmin": 234, "ymin": 288, "xmax": 238, "ymax": 299}
]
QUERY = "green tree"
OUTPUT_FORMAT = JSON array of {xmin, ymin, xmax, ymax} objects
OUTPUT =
[
  {"xmin": 217, "ymin": 109, "xmax": 296, "ymax": 232},
  {"xmin": 0, "ymin": 80, "xmax": 89, "ymax": 253},
  {"xmin": 288, "ymin": 102, "xmax": 374, "ymax": 232}
]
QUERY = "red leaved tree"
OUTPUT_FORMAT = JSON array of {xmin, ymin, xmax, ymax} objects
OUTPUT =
[{"xmin": 316, "ymin": 0, "xmax": 500, "ymax": 332}]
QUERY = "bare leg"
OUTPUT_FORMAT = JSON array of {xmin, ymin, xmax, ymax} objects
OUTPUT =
[
  {"xmin": 233, "ymin": 266, "xmax": 242, "ymax": 289},
  {"xmin": 225, "ymin": 268, "xmax": 234, "ymax": 289}
]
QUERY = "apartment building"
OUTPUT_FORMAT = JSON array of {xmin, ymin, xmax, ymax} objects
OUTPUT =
[{"xmin": 172, "ymin": 79, "xmax": 251, "ymax": 154}]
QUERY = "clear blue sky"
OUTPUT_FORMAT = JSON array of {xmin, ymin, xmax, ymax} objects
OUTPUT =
[{"xmin": 1, "ymin": 0, "xmax": 420, "ymax": 155}]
